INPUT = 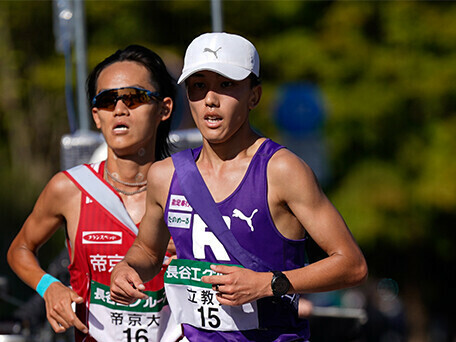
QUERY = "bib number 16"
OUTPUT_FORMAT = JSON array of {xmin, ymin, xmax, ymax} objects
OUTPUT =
[{"xmin": 123, "ymin": 328, "xmax": 148, "ymax": 342}]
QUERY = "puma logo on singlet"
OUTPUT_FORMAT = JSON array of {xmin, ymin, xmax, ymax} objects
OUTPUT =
[
  {"xmin": 203, "ymin": 47, "xmax": 222, "ymax": 58},
  {"xmin": 232, "ymin": 209, "xmax": 258, "ymax": 231}
]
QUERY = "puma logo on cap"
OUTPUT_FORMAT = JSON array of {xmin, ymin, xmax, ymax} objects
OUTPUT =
[{"xmin": 203, "ymin": 47, "xmax": 222, "ymax": 58}]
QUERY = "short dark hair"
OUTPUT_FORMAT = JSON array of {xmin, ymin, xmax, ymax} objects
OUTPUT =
[
  {"xmin": 86, "ymin": 45, "xmax": 177, "ymax": 160},
  {"xmin": 248, "ymin": 73, "xmax": 261, "ymax": 88}
]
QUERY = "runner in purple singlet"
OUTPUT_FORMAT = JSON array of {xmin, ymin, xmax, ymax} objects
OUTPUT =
[{"xmin": 111, "ymin": 32, "xmax": 368, "ymax": 342}]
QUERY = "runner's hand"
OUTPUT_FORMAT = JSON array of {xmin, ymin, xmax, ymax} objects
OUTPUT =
[
  {"xmin": 43, "ymin": 282, "xmax": 88, "ymax": 334},
  {"xmin": 201, "ymin": 265, "xmax": 271, "ymax": 306},
  {"xmin": 163, "ymin": 238, "xmax": 177, "ymax": 266},
  {"xmin": 166, "ymin": 238, "xmax": 176, "ymax": 257},
  {"xmin": 110, "ymin": 260, "xmax": 148, "ymax": 305}
]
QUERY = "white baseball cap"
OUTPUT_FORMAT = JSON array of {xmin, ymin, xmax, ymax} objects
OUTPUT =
[{"xmin": 177, "ymin": 32, "xmax": 260, "ymax": 84}]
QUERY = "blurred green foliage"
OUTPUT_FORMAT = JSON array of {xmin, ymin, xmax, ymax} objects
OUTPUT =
[{"xmin": 0, "ymin": 0, "xmax": 454, "ymax": 336}]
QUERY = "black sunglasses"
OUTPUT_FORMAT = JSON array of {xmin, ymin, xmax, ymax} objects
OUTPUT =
[{"xmin": 92, "ymin": 87, "xmax": 162, "ymax": 110}]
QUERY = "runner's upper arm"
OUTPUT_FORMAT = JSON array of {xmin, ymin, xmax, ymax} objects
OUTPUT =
[
  {"xmin": 268, "ymin": 149, "xmax": 360, "ymax": 257},
  {"xmin": 13, "ymin": 172, "xmax": 77, "ymax": 251},
  {"xmin": 7, "ymin": 172, "xmax": 79, "ymax": 288},
  {"xmin": 132, "ymin": 158, "xmax": 174, "ymax": 265}
]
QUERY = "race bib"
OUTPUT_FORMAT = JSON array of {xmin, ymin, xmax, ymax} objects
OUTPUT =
[
  {"xmin": 164, "ymin": 259, "xmax": 259, "ymax": 331},
  {"xmin": 88, "ymin": 280, "xmax": 176, "ymax": 342}
]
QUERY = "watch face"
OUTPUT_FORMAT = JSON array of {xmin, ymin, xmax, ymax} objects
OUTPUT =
[
  {"xmin": 272, "ymin": 272, "xmax": 290, "ymax": 296},
  {"xmin": 274, "ymin": 277, "xmax": 289, "ymax": 293}
]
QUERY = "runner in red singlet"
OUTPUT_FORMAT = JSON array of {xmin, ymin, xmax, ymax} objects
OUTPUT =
[{"xmin": 8, "ymin": 45, "xmax": 182, "ymax": 342}]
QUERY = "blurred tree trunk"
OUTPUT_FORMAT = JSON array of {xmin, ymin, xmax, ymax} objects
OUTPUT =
[
  {"xmin": 0, "ymin": 7, "xmax": 49, "ymax": 184},
  {"xmin": 403, "ymin": 282, "xmax": 428, "ymax": 342},
  {"xmin": 0, "ymin": 9, "xmax": 33, "ymax": 172}
]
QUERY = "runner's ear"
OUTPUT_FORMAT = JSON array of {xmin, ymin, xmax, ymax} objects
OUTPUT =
[
  {"xmin": 92, "ymin": 108, "xmax": 101, "ymax": 129},
  {"xmin": 159, "ymin": 97, "xmax": 173, "ymax": 122},
  {"xmin": 248, "ymin": 85, "xmax": 262, "ymax": 110}
]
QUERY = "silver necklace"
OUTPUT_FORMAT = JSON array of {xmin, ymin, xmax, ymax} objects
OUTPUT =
[
  {"xmin": 108, "ymin": 182, "xmax": 147, "ymax": 196},
  {"xmin": 104, "ymin": 168, "xmax": 147, "ymax": 196},
  {"xmin": 105, "ymin": 168, "xmax": 147, "ymax": 186}
]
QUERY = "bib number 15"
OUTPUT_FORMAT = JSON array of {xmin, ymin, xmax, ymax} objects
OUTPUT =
[{"xmin": 197, "ymin": 306, "xmax": 221, "ymax": 329}]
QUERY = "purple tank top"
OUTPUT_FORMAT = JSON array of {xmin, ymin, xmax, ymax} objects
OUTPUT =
[{"xmin": 165, "ymin": 139, "xmax": 310, "ymax": 341}]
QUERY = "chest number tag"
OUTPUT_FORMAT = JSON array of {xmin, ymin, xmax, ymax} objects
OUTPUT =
[{"xmin": 164, "ymin": 259, "xmax": 259, "ymax": 331}]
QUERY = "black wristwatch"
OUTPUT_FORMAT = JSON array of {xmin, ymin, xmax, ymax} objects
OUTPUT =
[{"xmin": 271, "ymin": 271, "xmax": 290, "ymax": 297}]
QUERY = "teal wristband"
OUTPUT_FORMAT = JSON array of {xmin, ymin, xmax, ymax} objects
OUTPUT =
[{"xmin": 36, "ymin": 274, "xmax": 60, "ymax": 298}]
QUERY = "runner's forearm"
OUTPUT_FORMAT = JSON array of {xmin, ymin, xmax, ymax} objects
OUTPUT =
[
  {"xmin": 123, "ymin": 242, "xmax": 163, "ymax": 282},
  {"xmin": 8, "ymin": 243, "xmax": 47, "ymax": 291},
  {"xmin": 286, "ymin": 252, "xmax": 367, "ymax": 294}
]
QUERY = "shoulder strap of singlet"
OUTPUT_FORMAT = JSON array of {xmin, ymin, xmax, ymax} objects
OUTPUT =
[
  {"xmin": 64, "ymin": 164, "xmax": 138, "ymax": 236},
  {"xmin": 171, "ymin": 148, "xmax": 274, "ymax": 272}
]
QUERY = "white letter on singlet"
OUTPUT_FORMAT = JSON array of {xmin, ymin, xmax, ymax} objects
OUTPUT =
[{"xmin": 192, "ymin": 214, "xmax": 230, "ymax": 261}]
